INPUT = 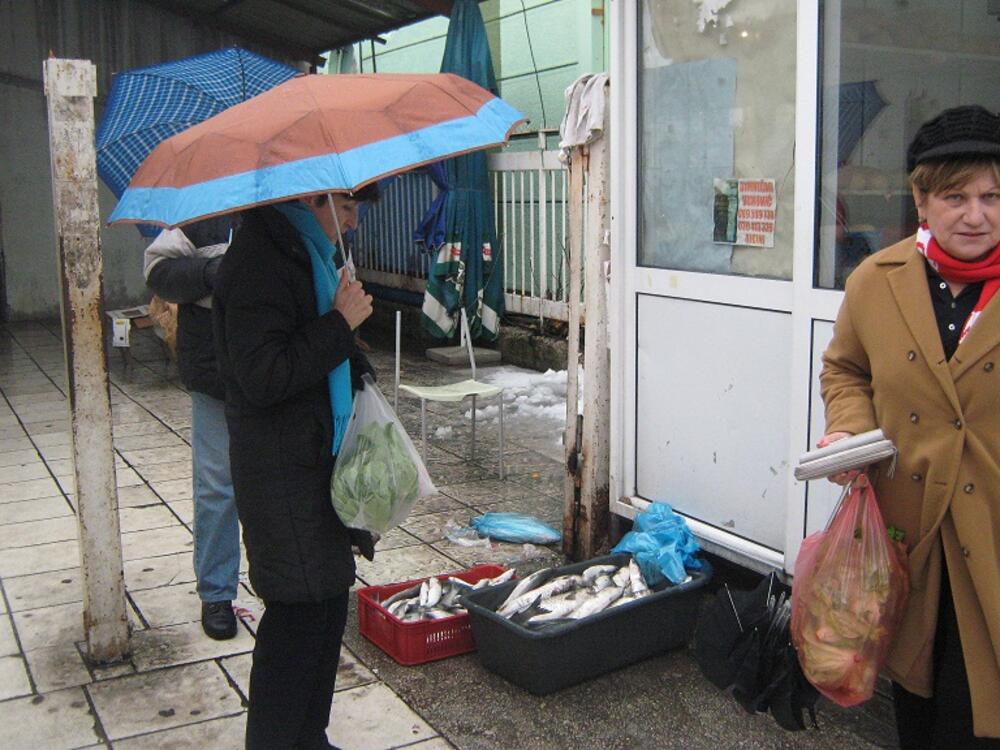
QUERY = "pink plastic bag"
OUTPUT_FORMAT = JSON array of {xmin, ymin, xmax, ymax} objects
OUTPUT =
[{"xmin": 791, "ymin": 474, "xmax": 908, "ymax": 707}]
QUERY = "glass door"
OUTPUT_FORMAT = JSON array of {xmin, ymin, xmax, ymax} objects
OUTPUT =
[{"xmin": 612, "ymin": 0, "xmax": 800, "ymax": 569}]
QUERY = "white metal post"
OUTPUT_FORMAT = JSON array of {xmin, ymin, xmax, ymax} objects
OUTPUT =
[
  {"xmin": 461, "ymin": 307, "xmax": 477, "ymax": 381},
  {"xmin": 43, "ymin": 58, "xmax": 129, "ymax": 664},
  {"xmin": 470, "ymin": 394, "xmax": 477, "ymax": 461},
  {"xmin": 563, "ymin": 151, "xmax": 586, "ymax": 559},
  {"xmin": 578, "ymin": 83, "xmax": 612, "ymax": 560},
  {"xmin": 420, "ymin": 399, "xmax": 428, "ymax": 462},
  {"xmin": 538, "ymin": 156, "xmax": 549, "ymax": 328},
  {"xmin": 498, "ymin": 395, "xmax": 505, "ymax": 480},
  {"xmin": 608, "ymin": 0, "xmax": 634, "ymax": 530},
  {"xmin": 394, "ymin": 310, "xmax": 401, "ymax": 412}
]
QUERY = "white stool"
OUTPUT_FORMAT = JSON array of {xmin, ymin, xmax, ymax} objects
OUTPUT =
[{"xmin": 395, "ymin": 309, "xmax": 505, "ymax": 479}]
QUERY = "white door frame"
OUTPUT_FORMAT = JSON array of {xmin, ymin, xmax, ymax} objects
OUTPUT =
[{"xmin": 609, "ymin": 0, "xmax": 847, "ymax": 573}]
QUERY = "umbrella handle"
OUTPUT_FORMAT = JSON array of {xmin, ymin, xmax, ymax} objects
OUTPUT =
[{"xmin": 329, "ymin": 198, "xmax": 355, "ymax": 282}]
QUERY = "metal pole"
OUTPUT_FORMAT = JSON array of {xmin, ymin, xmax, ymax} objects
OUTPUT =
[
  {"xmin": 563, "ymin": 150, "xmax": 585, "ymax": 560},
  {"xmin": 420, "ymin": 399, "xmax": 428, "ymax": 463},
  {"xmin": 470, "ymin": 394, "xmax": 477, "ymax": 461},
  {"xmin": 43, "ymin": 58, "xmax": 129, "ymax": 664},
  {"xmin": 394, "ymin": 310, "xmax": 401, "ymax": 412},
  {"xmin": 461, "ymin": 307, "xmax": 477, "ymax": 381},
  {"xmin": 579, "ymin": 84, "xmax": 612, "ymax": 559},
  {"xmin": 498, "ymin": 394, "xmax": 505, "ymax": 480}
]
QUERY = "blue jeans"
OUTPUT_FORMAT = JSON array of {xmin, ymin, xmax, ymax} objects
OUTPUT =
[{"xmin": 191, "ymin": 391, "xmax": 239, "ymax": 603}]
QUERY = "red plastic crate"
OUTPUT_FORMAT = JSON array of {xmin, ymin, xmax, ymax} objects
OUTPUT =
[{"xmin": 357, "ymin": 564, "xmax": 508, "ymax": 666}]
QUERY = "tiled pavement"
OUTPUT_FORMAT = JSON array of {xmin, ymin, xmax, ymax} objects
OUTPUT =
[{"xmin": 0, "ymin": 320, "xmax": 565, "ymax": 750}]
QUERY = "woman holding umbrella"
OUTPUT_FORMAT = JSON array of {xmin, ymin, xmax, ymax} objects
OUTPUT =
[
  {"xmin": 213, "ymin": 186, "xmax": 378, "ymax": 750},
  {"xmin": 820, "ymin": 105, "xmax": 1000, "ymax": 748},
  {"xmin": 107, "ymin": 72, "xmax": 526, "ymax": 747}
]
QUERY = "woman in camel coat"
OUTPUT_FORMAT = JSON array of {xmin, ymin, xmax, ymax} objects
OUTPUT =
[{"xmin": 820, "ymin": 105, "xmax": 1000, "ymax": 748}]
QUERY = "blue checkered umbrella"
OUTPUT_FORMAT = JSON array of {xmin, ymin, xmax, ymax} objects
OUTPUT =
[{"xmin": 96, "ymin": 47, "xmax": 297, "ymax": 212}]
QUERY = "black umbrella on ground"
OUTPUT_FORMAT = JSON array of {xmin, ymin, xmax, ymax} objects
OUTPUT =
[
  {"xmin": 694, "ymin": 575, "xmax": 772, "ymax": 688},
  {"xmin": 694, "ymin": 572, "xmax": 818, "ymax": 731}
]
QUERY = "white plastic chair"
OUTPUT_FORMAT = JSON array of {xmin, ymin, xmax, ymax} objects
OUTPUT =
[{"xmin": 394, "ymin": 308, "xmax": 505, "ymax": 479}]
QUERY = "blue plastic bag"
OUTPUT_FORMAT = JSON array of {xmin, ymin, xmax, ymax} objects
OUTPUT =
[
  {"xmin": 611, "ymin": 502, "xmax": 703, "ymax": 585},
  {"xmin": 469, "ymin": 512, "xmax": 561, "ymax": 545}
]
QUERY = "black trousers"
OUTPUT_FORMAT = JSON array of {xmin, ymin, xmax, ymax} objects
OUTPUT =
[
  {"xmin": 893, "ymin": 565, "xmax": 1000, "ymax": 750},
  {"xmin": 245, "ymin": 592, "xmax": 349, "ymax": 750}
]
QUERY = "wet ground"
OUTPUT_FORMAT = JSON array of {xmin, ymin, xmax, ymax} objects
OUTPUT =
[{"xmin": 0, "ymin": 319, "xmax": 897, "ymax": 748}]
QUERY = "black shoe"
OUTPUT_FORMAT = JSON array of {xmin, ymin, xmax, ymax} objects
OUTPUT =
[{"xmin": 201, "ymin": 601, "xmax": 237, "ymax": 640}]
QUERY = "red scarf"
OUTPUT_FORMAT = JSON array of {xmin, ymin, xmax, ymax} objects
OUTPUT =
[{"xmin": 916, "ymin": 225, "xmax": 1000, "ymax": 344}]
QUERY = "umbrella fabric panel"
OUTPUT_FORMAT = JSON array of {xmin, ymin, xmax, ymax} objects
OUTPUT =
[
  {"xmin": 109, "ymin": 95, "xmax": 524, "ymax": 228},
  {"xmin": 412, "ymin": 162, "xmax": 449, "ymax": 248},
  {"xmin": 124, "ymin": 74, "xmax": 506, "ymax": 189},
  {"xmin": 96, "ymin": 47, "xmax": 297, "ymax": 198},
  {"xmin": 836, "ymin": 80, "xmax": 886, "ymax": 166},
  {"xmin": 96, "ymin": 85, "xmax": 216, "ymax": 200}
]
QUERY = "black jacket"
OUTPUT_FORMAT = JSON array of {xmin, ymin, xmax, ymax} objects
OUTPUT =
[
  {"xmin": 145, "ymin": 217, "xmax": 231, "ymax": 400},
  {"xmin": 213, "ymin": 205, "xmax": 371, "ymax": 603}
]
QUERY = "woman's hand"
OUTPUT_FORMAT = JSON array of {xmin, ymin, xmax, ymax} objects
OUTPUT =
[
  {"xmin": 333, "ymin": 273, "xmax": 373, "ymax": 330},
  {"xmin": 818, "ymin": 431, "xmax": 859, "ymax": 485}
]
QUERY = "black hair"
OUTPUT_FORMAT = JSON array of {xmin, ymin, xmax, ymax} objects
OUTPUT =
[
  {"xmin": 311, "ymin": 182, "xmax": 381, "ymax": 207},
  {"xmin": 349, "ymin": 181, "xmax": 381, "ymax": 204}
]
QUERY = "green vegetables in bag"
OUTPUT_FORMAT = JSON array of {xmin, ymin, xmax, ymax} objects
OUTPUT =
[{"xmin": 332, "ymin": 420, "xmax": 420, "ymax": 532}]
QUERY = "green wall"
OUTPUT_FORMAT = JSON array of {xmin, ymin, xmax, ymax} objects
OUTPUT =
[{"xmin": 335, "ymin": 0, "xmax": 606, "ymax": 137}]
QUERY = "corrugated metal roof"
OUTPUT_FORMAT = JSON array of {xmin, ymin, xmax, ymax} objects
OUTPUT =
[{"xmin": 142, "ymin": 0, "xmax": 462, "ymax": 65}]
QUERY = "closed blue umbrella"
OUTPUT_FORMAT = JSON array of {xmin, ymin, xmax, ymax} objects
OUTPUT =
[
  {"xmin": 420, "ymin": 0, "xmax": 507, "ymax": 341},
  {"xmin": 97, "ymin": 47, "xmax": 297, "ymax": 234},
  {"xmin": 837, "ymin": 81, "xmax": 887, "ymax": 165}
]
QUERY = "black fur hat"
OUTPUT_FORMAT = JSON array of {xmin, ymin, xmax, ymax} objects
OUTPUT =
[{"xmin": 907, "ymin": 105, "xmax": 1000, "ymax": 171}]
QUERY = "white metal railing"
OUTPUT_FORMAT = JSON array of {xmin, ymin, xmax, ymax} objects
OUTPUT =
[
  {"xmin": 492, "ymin": 149, "xmax": 570, "ymax": 322},
  {"xmin": 353, "ymin": 171, "xmax": 435, "ymax": 293},
  {"xmin": 353, "ymin": 150, "xmax": 571, "ymax": 322}
]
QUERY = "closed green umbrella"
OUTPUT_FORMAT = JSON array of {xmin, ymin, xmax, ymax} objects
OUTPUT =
[{"xmin": 421, "ymin": 0, "xmax": 508, "ymax": 341}]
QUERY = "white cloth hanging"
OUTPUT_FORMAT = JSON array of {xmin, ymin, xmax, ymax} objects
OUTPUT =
[{"xmin": 558, "ymin": 72, "xmax": 610, "ymax": 161}]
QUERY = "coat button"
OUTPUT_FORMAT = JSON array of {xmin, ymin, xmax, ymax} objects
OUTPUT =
[
  {"xmin": 910, "ymin": 413, "xmax": 920, "ymax": 423},
  {"xmin": 907, "ymin": 350, "xmax": 916, "ymax": 361},
  {"xmin": 986, "ymin": 362, "xmax": 995, "ymax": 372},
  {"xmin": 962, "ymin": 547, "xmax": 970, "ymax": 558},
  {"xmin": 954, "ymin": 419, "xmax": 963, "ymax": 429},
  {"xmin": 911, "ymin": 473, "xmax": 923, "ymax": 482},
  {"xmin": 964, "ymin": 483, "xmax": 974, "ymax": 494}
]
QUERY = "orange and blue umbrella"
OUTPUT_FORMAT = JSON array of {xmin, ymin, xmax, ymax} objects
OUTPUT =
[{"xmin": 108, "ymin": 73, "xmax": 526, "ymax": 230}]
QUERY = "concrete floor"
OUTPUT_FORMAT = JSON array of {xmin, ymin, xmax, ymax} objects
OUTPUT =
[{"xmin": 0, "ymin": 319, "xmax": 898, "ymax": 749}]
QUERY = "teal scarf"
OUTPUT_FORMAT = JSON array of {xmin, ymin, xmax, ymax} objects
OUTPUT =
[{"xmin": 274, "ymin": 201, "xmax": 353, "ymax": 455}]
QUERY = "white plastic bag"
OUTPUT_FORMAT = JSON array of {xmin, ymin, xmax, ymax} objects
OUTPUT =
[{"xmin": 331, "ymin": 375, "xmax": 435, "ymax": 534}]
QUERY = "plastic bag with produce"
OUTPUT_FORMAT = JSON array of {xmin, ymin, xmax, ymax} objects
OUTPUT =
[
  {"xmin": 790, "ymin": 474, "xmax": 908, "ymax": 707},
  {"xmin": 332, "ymin": 375, "xmax": 435, "ymax": 534}
]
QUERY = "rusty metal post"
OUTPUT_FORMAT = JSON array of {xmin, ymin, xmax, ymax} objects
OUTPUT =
[
  {"xmin": 578, "ymin": 84, "xmax": 611, "ymax": 559},
  {"xmin": 43, "ymin": 58, "xmax": 130, "ymax": 663},
  {"xmin": 562, "ymin": 151, "xmax": 586, "ymax": 560}
]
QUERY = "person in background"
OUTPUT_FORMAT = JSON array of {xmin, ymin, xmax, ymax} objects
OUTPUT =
[
  {"xmin": 144, "ymin": 216, "xmax": 241, "ymax": 640},
  {"xmin": 212, "ymin": 186, "xmax": 378, "ymax": 750},
  {"xmin": 819, "ymin": 105, "xmax": 1000, "ymax": 748}
]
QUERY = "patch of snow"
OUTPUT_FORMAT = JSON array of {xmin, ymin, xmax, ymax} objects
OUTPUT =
[
  {"xmin": 462, "ymin": 367, "xmax": 585, "ymax": 422},
  {"xmin": 434, "ymin": 426, "xmax": 453, "ymax": 438}
]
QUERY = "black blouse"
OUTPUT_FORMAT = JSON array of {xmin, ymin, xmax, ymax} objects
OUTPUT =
[{"xmin": 924, "ymin": 261, "xmax": 983, "ymax": 361}]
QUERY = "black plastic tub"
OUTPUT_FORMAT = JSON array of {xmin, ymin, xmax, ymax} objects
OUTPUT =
[{"xmin": 461, "ymin": 553, "xmax": 711, "ymax": 695}]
